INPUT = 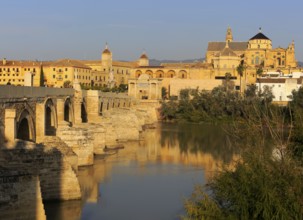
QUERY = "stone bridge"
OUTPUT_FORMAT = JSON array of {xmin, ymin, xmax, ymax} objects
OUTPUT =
[
  {"xmin": 0, "ymin": 85, "xmax": 132, "ymax": 145},
  {"xmin": 0, "ymin": 85, "xmax": 150, "ymax": 219}
]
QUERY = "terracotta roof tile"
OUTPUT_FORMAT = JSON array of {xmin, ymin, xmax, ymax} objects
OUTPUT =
[{"xmin": 207, "ymin": 42, "xmax": 248, "ymax": 51}]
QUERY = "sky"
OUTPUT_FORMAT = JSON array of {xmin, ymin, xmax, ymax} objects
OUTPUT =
[{"xmin": 0, "ymin": 0, "xmax": 302, "ymax": 61}]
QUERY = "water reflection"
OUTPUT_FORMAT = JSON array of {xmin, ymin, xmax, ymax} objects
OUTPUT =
[{"xmin": 43, "ymin": 122, "xmax": 238, "ymax": 220}]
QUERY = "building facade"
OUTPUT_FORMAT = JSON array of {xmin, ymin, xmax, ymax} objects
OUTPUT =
[{"xmin": 0, "ymin": 27, "xmax": 300, "ymax": 99}]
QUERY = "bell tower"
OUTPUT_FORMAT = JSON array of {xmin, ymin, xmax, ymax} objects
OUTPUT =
[{"xmin": 226, "ymin": 26, "xmax": 233, "ymax": 43}]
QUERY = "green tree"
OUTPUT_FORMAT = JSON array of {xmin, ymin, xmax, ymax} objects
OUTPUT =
[
  {"xmin": 183, "ymin": 103, "xmax": 303, "ymax": 220},
  {"xmin": 162, "ymin": 87, "xmax": 168, "ymax": 100},
  {"xmin": 39, "ymin": 65, "xmax": 45, "ymax": 86},
  {"xmin": 236, "ymin": 63, "xmax": 244, "ymax": 92}
]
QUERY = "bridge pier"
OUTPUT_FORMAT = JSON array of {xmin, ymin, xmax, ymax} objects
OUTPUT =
[
  {"xmin": 4, "ymin": 109, "xmax": 16, "ymax": 147},
  {"xmin": 86, "ymin": 90, "xmax": 101, "ymax": 123},
  {"xmin": 36, "ymin": 102, "xmax": 46, "ymax": 143},
  {"xmin": 56, "ymin": 98, "xmax": 66, "ymax": 126}
]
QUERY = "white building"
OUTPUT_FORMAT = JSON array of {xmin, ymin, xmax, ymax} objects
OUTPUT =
[{"xmin": 256, "ymin": 72, "xmax": 303, "ymax": 104}]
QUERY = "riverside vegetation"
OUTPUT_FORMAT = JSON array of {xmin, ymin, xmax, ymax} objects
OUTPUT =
[{"xmin": 160, "ymin": 84, "xmax": 303, "ymax": 219}]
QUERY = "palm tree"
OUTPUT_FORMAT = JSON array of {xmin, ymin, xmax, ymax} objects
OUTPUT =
[
  {"xmin": 39, "ymin": 64, "xmax": 45, "ymax": 87},
  {"xmin": 236, "ymin": 63, "xmax": 244, "ymax": 93}
]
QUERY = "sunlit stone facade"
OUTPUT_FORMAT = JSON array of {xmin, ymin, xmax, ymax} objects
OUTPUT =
[{"xmin": 0, "ymin": 27, "xmax": 299, "ymax": 97}]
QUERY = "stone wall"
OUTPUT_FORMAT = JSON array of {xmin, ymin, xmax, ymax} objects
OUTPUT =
[
  {"xmin": 0, "ymin": 171, "xmax": 46, "ymax": 220},
  {"xmin": 0, "ymin": 140, "xmax": 81, "ymax": 202}
]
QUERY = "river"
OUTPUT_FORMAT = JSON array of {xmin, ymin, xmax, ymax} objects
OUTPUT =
[{"xmin": 44, "ymin": 122, "xmax": 237, "ymax": 220}]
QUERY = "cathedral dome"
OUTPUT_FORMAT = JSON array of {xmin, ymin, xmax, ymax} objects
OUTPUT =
[{"xmin": 250, "ymin": 28, "xmax": 270, "ymax": 41}]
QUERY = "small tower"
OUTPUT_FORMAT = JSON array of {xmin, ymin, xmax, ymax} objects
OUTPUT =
[
  {"xmin": 101, "ymin": 43, "xmax": 112, "ymax": 70},
  {"xmin": 226, "ymin": 26, "xmax": 233, "ymax": 43},
  {"xmin": 138, "ymin": 51, "xmax": 149, "ymax": 66},
  {"xmin": 286, "ymin": 40, "xmax": 297, "ymax": 67}
]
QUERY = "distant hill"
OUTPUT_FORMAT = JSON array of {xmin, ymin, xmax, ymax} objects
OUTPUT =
[
  {"xmin": 149, "ymin": 58, "xmax": 204, "ymax": 66},
  {"xmin": 298, "ymin": 61, "xmax": 303, "ymax": 67}
]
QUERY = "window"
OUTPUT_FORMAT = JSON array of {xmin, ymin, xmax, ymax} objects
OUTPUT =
[
  {"xmin": 33, "ymin": 68, "xmax": 36, "ymax": 72},
  {"xmin": 65, "ymin": 68, "xmax": 68, "ymax": 71},
  {"xmin": 16, "ymin": 68, "xmax": 19, "ymax": 72},
  {"xmin": 53, "ymin": 68, "xmax": 56, "ymax": 71},
  {"xmin": 255, "ymin": 56, "xmax": 260, "ymax": 65},
  {"xmin": 53, "ymin": 75, "xmax": 55, "ymax": 79},
  {"xmin": 65, "ymin": 75, "xmax": 68, "ymax": 79}
]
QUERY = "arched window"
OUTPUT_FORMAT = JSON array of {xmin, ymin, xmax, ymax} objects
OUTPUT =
[{"xmin": 255, "ymin": 56, "xmax": 260, "ymax": 65}]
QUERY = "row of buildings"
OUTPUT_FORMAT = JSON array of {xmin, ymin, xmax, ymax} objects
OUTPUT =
[{"xmin": 0, "ymin": 27, "xmax": 301, "ymax": 101}]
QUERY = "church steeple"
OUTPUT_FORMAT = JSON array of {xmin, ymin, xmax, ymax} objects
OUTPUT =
[{"xmin": 226, "ymin": 26, "xmax": 233, "ymax": 43}]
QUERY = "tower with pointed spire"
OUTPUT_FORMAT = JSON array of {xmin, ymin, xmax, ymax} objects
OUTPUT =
[{"xmin": 226, "ymin": 27, "xmax": 233, "ymax": 43}]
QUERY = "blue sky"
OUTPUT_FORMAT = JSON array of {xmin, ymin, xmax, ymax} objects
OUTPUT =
[{"xmin": 0, "ymin": 0, "xmax": 302, "ymax": 61}]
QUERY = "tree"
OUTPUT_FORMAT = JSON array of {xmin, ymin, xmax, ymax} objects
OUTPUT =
[
  {"xmin": 223, "ymin": 72, "xmax": 234, "ymax": 92},
  {"xmin": 256, "ymin": 62, "xmax": 264, "ymax": 77},
  {"xmin": 183, "ymin": 102, "xmax": 303, "ymax": 219},
  {"xmin": 63, "ymin": 80, "xmax": 71, "ymax": 88},
  {"xmin": 236, "ymin": 63, "xmax": 244, "ymax": 93},
  {"xmin": 39, "ymin": 65, "xmax": 45, "ymax": 87},
  {"xmin": 162, "ymin": 87, "xmax": 168, "ymax": 100}
]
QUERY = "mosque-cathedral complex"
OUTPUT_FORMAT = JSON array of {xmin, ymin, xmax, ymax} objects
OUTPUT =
[{"xmin": 0, "ymin": 27, "xmax": 300, "ymax": 99}]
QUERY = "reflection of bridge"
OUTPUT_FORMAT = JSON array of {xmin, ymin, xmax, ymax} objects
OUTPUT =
[{"xmin": 0, "ymin": 86, "xmax": 132, "ymax": 144}]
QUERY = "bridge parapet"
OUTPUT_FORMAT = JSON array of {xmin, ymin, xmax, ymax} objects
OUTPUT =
[{"xmin": 0, "ymin": 85, "xmax": 74, "ymax": 99}]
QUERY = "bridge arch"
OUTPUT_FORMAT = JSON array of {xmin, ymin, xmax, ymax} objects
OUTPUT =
[
  {"xmin": 64, "ymin": 97, "xmax": 74, "ymax": 125},
  {"xmin": 44, "ymin": 98, "xmax": 57, "ymax": 136},
  {"xmin": 81, "ymin": 98, "xmax": 88, "ymax": 123},
  {"xmin": 16, "ymin": 109, "xmax": 35, "ymax": 142}
]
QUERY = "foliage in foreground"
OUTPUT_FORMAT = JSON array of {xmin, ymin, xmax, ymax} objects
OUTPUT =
[
  {"xmin": 182, "ymin": 88, "xmax": 303, "ymax": 219},
  {"xmin": 183, "ymin": 154, "xmax": 303, "ymax": 220}
]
